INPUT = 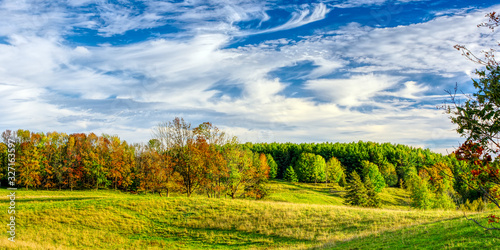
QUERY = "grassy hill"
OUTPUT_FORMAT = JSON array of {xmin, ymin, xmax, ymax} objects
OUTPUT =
[{"xmin": 1, "ymin": 181, "xmax": 498, "ymax": 249}]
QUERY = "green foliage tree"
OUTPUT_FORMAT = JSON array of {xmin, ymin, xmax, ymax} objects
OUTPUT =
[
  {"xmin": 325, "ymin": 156, "xmax": 344, "ymax": 185},
  {"xmin": 361, "ymin": 160, "xmax": 386, "ymax": 193},
  {"xmin": 283, "ymin": 165, "xmax": 298, "ymax": 183},
  {"xmin": 293, "ymin": 152, "xmax": 326, "ymax": 183},
  {"xmin": 408, "ymin": 174, "xmax": 434, "ymax": 210},
  {"xmin": 379, "ymin": 162, "xmax": 398, "ymax": 187}
]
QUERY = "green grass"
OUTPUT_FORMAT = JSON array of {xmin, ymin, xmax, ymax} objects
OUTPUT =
[
  {"xmin": 323, "ymin": 213, "xmax": 500, "ymax": 249},
  {"xmin": 0, "ymin": 181, "xmax": 497, "ymax": 249}
]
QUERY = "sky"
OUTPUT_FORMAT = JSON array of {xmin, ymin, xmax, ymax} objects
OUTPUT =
[{"xmin": 0, "ymin": 0, "xmax": 499, "ymax": 154}]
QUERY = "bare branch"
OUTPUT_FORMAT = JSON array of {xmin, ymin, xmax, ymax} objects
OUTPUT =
[{"xmin": 464, "ymin": 213, "xmax": 500, "ymax": 231}]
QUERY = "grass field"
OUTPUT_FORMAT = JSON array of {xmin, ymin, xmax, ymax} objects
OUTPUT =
[{"xmin": 0, "ymin": 181, "xmax": 498, "ymax": 249}]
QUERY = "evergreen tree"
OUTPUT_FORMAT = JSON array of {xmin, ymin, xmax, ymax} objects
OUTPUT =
[
  {"xmin": 364, "ymin": 176, "xmax": 381, "ymax": 208},
  {"xmin": 266, "ymin": 153, "xmax": 278, "ymax": 179},
  {"xmin": 344, "ymin": 171, "xmax": 369, "ymax": 207},
  {"xmin": 283, "ymin": 165, "xmax": 298, "ymax": 183}
]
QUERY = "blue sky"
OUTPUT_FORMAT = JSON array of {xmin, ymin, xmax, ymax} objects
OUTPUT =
[{"xmin": 0, "ymin": 0, "xmax": 498, "ymax": 153}]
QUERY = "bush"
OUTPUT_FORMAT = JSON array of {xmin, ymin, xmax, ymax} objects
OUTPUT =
[
  {"xmin": 432, "ymin": 191, "xmax": 456, "ymax": 210},
  {"xmin": 461, "ymin": 198, "xmax": 486, "ymax": 212}
]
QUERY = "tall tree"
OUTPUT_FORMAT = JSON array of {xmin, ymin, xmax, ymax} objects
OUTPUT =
[
  {"xmin": 283, "ymin": 165, "xmax": 298, "ymax": 183},
  {"xmin": 266, "ymin": 153, "xmax": 278, "ymax": 179},
  {"xmin": 17, "ymin": 130, "xmax": 43, "ymax": 190},
  {"xmin": 153, "ymin": 117, "xmax": 201, "ymax": 197},
  {"xmin": 293, "ymin": 152, "xmax": 326, "ymax": 183},
  {"xmin": 223, "ymin": 143, "xmax": 256, "ymax": 199},
  {"xmin": 325, "ymin": 156, "xmax": 344, "ymax": 186},
  {"xmin": 361, "ymin": 160, "xmax": 386, "ymax": 193},
  {"xmin": 344, "ymin": 171, "xmax": 369, "ymax": 207},
  {"xmin": 446, "ymin": 11, "xmax": 500, "ymax": 229},
  {"xmin": 364, "ymin": 176, "xmax": 381, "ymax": 208}
]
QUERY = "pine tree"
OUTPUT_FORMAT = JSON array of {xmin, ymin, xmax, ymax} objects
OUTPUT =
[
  {"xmin": 283, "ymin": 165, "xmax": 298, "ymax": 183},
  {"xmin": 364, "ymin": 176, "xmax": 381, "ymax": 208},
  {"xmin": 266, "ymin": 154, "xmax": 278, "ymax": 179},
  {"xmin": 344, "ymin": 171, "xmax": 369, "ymax": 207}
]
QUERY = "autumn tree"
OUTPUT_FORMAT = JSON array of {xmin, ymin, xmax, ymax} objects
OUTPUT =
[
  {"xmin": 194, "ymin": 122, "xmax": 229, "ymax": 198},
  {"xmin": 107, "ymin": 135, "xmax": 134, "ymax": 190},
  {"xmin": 16, "ymin": 130, "xmax": 43, "ymax": 190},
  {"xmin": 63, "ymin": 133, "xmax": 86, "ymax": 190},
  {"xmin": 42, "ymin": 132, "xmax": 68, "ymax": 190},
  {"xmin": 446, "ymin": 11, "xmax": 500, "ymax": 228},
  {"xmin": 244, "ymin": 153, "xmax": 270, "ymax": 199},
  {"xmin": 134, "ymin": 142, "xmax": 178, "ymax": 196},
  {"xmin": 153, "ymin": 117, "xmax": 204, "ymax": 197}
]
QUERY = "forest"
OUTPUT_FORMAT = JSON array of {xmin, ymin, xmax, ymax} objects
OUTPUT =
[{"xmin": 0, "ymin": 117, "xmax": 488, "ymax": 210}]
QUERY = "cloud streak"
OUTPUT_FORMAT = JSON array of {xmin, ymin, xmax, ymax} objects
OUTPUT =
[{"xmin": 1, "ymin": 0, "xmax": 497, "ymax": 154}]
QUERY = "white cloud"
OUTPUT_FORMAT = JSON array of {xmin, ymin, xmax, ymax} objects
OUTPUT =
[
  {"xmin": 304, "ymin": 74, "xmax": 401, "ymax": 106},
  {"xmin": 255, "ymin": 3, "xmax": 330, "ymax": 34},
  {"xmin": 320, "ymin": 9, "xmax": 498, "ymax": 75},
  {"xmin": 331, "ymin": 0, "xmax": 430, "ymax": 8},
  {"xmin": 0, "ymin": 0, "xmax": 495, "ymax": 153}
]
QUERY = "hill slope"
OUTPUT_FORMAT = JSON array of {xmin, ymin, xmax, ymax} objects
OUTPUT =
[{"xmin": 0, "ymin": 182, "xmax": 495, "ymax": 249}]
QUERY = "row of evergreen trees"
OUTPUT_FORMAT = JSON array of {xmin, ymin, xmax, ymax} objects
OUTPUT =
[{"xmin": 245, "ymin": 142, "xmax": 477, "ymax": 210}]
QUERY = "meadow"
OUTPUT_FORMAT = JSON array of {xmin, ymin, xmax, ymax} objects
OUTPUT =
[{"xmin": 0, "ymin": 181, "xmax": 498, "ymax": 249}]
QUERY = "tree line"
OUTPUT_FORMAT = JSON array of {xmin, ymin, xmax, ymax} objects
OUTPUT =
[
  {"xmin": 245, "ymin": 141, "xmax": 478, "ymax": 209},
  {"xmin": 0, "ymin": 118, "xmax": 270, "ymax": 199},
  {"xmin": 0, "ymin": 117, "xmax": 486, "ymax": 208}
]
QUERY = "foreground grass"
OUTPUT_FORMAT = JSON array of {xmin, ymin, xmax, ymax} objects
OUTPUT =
[
  {"xmin": 324, "ymin": 213, "xmax": 500, "ymax": 249},
  {"xmin": 0, "ymin": 182, "xmax": 494, "ymax": 249}
]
